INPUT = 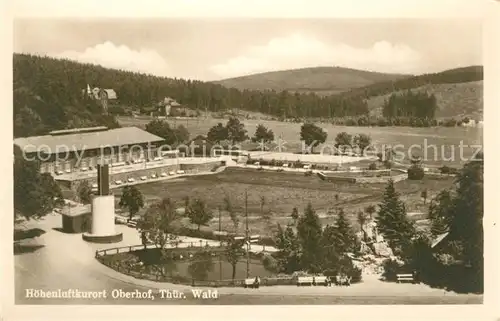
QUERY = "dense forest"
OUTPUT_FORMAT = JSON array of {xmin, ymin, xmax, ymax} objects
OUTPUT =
[
  {"xmin": 382, "ymin": 91, "xmax": 437, "ymax": 119},
  {"xmin": 339, "ymin": 65, "xmax": 483, "ymax": 100},
  {"xmin": 13, "ymin": 54, "xmax": 483, "ymax": 138},
  {"xmin": 13, "ymin": 54, "xmax": 369, "ymax": 137}
]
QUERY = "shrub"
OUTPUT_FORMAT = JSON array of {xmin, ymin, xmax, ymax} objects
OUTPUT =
[
  {"xmin": 439, "ymin": 165, "xmax": 458, "ymax": 175},
  {"xmin": 293, "ymin": 160, "xmax": 304, "ymax": 168},
  {"xmin": 262, "ymin": 254, "xmax": 279, "ymax": 273},
  {"xmin": 339, "ymin": 256, "xmax": 362, "ymax": 283},
  {"xmin": 439, "ymin": 165, "xmax": 451, "ymax": 174},
  {"xmin": 322, "ymin": 256, "xmax": 362, "ymax": 283},
  {"xmin": 408, "ymin": 165, "xmax": 425, "ymax": 180},
  {"xmin": 368, "ymin": 163, "xmax": 377, "ymax": 170},
  {"xmin": 382, "ymin": 258, "xmax": 405, "ymax": 282}
]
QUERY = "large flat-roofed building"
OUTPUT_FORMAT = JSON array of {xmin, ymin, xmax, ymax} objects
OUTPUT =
[{"xmin": 14, "ymin": 126, "xmax": 166, "ymax": 174}]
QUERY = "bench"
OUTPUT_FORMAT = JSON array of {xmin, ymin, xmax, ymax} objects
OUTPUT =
[
  {"xmin": 244, "ymin": 278, "xmax": 260, "ymax": 289},
  {"xmin": 127, "ymin": 220, "xmax": 137, "ymax": 227},
  {"xmin": 297, "ymin": 276, "xmax": 314, "ymax": 286},
  {"xmin": 335, "ymin": 275, "xmax": 352, "ymax": 286},
  {"xmin": 396, "ymin": 273, "xmax": 414, "ymax": 283},
  {"xmin": 313, "ymin": 276, "xmax": 329, "ymax": 286}
]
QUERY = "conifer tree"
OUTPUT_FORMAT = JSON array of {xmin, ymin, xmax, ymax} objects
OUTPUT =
[
  {"xmin": 376, "ymin": 179, "xmax": 416, "ymax": 257},
  {"xmin": 333, "ymin": 208, "xmax": 360, "ymax": 255},
  {"xmin": 447, "ymin": 154, "xmax": 483, "ymax": 292},
  {"xmin": 428, "ymin": 189, "xmax": 454, "ymax": 236},
  {"xmin": 274, "ymin": 223, "xmax": 301, "ymax": 274},
  {"xmin": 296, "ymin": 202, "xmax": 323, "ymax": 272},
  {"xmin": 320, "ymin": 224, "xmax": 341, "ymax": 269}
]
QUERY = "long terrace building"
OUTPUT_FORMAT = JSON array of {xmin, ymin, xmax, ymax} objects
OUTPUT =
[{"xmin": 14, "ymin": 126, "xmax": 169, "ymax": 174}]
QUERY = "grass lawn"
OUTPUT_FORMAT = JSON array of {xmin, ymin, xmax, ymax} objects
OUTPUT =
[{"xmin": 113, "ymin": 167, "xmax": 455, "ymax": 238}]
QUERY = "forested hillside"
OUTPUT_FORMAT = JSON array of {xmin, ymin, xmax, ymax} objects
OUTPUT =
[
  {"xmin": 339, "ymin": 66, "xmax": 482, "ymax": 100},
  {"xmin": 13, "ymin": 54, "xmax": 369, "ymax": 138},
  {"xmin": 367, "ymin": 81, "xmax": 483, "ymax": 119},
  {"xmin": 213, "ymin": 66, "xmax": 409, "ymax": 95}
]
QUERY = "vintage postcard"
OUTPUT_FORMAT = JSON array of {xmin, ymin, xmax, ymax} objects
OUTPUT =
[{"xmin": 2, "ymin": 0, "xmax": 499, "ymax": 320}]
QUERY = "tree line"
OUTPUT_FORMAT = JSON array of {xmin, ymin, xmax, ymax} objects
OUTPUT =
[{"xmin": 382, "ymin": 90, "xmax": 438, "ymax": 120}]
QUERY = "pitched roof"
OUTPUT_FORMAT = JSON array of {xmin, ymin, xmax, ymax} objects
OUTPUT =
[
  {"xmin": 103, "ymin": 89, "xmax": 117, "ymax": 99},
  {"xmin": 431, "ymin": 232, "xmax": 450, "ymax": 249},
  {"xmin": 14, "ymin": 127, "xmax": 164, "ymax": 154},
  {"xmin": 163, "ymin": 97, "xmax": 180, "ymax": 106}
]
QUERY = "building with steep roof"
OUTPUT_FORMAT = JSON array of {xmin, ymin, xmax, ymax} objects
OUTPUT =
[{"xmin": 83, "ymin": 85, "xmax": 118, "ymax": 113}]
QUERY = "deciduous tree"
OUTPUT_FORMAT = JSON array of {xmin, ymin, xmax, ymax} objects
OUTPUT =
[
  {"xmin": 300, "ymin": 123, "xmax": 327, "ymax": 154},
  {"xmin": 77, "ymin": 180, "xmax": 92, "ymax": 205},
  {"xmin": 226, "ymin": 117, "xmax": 248, "ymax": 145},
  {"xmin": 207, "ymin": 123, "xmax": 228, "ymax": 144},
  {"xmin": 14, "ymin": 146, "xmax": 63, "ymax": 220},
  {"xmin": 253, "ymin": 124, "xmax": 274, "ymax": 145},
  {"xmin": 225, "ymin": 237, "xmax": 245, "ymax": 281},
  {"xmin": 119, "ymin": 185, "xmax": 145, "ymax": 220},
  {"xmin": 353, "ymin": 133, "xmax": 372, "ymax": 155},
  {"xmin": 186, "ymin": 198, "xmax": 214, "ymax": 231},
  {"xmin": 223, "ymin": 194, "xmax": 239, "ymax": 231},
  {"xmin": 137, "ymin": 197, "xmax": 179, "ymax": 250},
  {"xmin": 335, "ymin": 132, "xmax": 353, "ymax": 153}
]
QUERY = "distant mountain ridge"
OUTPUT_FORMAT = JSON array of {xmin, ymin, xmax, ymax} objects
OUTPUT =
[{"xmin": 213, "ymin": 66, "xmax": 411, "ymax": 95}]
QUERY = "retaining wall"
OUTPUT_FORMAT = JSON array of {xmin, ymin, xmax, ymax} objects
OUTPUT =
[{"xmin": 318, "ymin": 171, "xmax": 407, "ymax": 184}]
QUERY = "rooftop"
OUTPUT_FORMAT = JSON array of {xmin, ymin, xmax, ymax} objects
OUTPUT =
[
  {"xmin": 102, "ymin": 89, "xmax": 118, "ymax": 100},
  {"xmin": 431, "ymin": 232, "xmax": 450, "ymax": 249},
  {"xmin": 14, "ymin": 126, "xmax": 165, "ymax": 154}
]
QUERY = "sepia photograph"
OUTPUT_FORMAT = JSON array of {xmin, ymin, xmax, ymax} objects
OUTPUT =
[{"xmin": 5, "ymin": 1, "xmax": 497, "ymax": 316}]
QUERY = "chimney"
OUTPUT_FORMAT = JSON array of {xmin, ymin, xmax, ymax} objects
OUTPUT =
[{"xmin": 96, "ymin": 163, "xmax": 110, "ymax": 196}]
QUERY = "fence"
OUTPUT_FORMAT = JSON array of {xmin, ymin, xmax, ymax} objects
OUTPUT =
[
  {"xmin": 95, "ymin": 243, "xmax": 294, "ymax": 288},
  {"xmin": 95, "ymin": 240, "xmax": 221, "ymax": 258}
]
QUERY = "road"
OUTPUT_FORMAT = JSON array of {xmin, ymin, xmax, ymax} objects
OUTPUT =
[{"xmin": 14, "ymin": 214, "xmax": 482, "ymax": 305}]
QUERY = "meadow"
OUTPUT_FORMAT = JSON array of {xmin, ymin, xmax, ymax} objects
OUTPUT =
[
  {"xmin": 117, "ymin": 116, "xmax": 483, "ymax": 167},
  {"xmin": 113, "ymin": 167, "xmax": 456, "ymax": 238}
]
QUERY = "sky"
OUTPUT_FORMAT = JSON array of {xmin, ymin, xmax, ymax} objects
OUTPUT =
[{"xmin": 13, "ymin": 18, "xmax": 483, "ymax": 81}]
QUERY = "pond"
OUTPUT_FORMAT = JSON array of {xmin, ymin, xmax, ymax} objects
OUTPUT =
[
  {"xmin": 109, "ymin": 248, "xmax": 274, "ymax": 283},
  {"xmin": 175, "ymin": 256, "xmax": 272, "ymax": 281}
]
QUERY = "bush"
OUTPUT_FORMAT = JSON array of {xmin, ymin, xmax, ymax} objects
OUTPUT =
[
  {"xmin": 382, "ymin": 258, "xmax": 405, "ymax": 282},
  {"xmin": 408, "ymin": 165, "xmax": 425, "ymax": 180},
  {"xmin": 323, "ymin": 256, "xmax": 362, "ymax": 283},
  {"xmin": 262, "ymin": 254, "xmax": 279, "ymax": 273},
  {"xmin": 368, "ymin": 163, "xmax": 377, "ymax": 170},
  {"xmin": 293, "ymin": 160, "xmax": 304, "ymax": 168},
  {"xmin": 439, "ymin": 165, "xmax": 458, "ymax": 175},
  {"xmin": 339, "ymin": 256, "xmax": 362, "ymax": 283}
]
